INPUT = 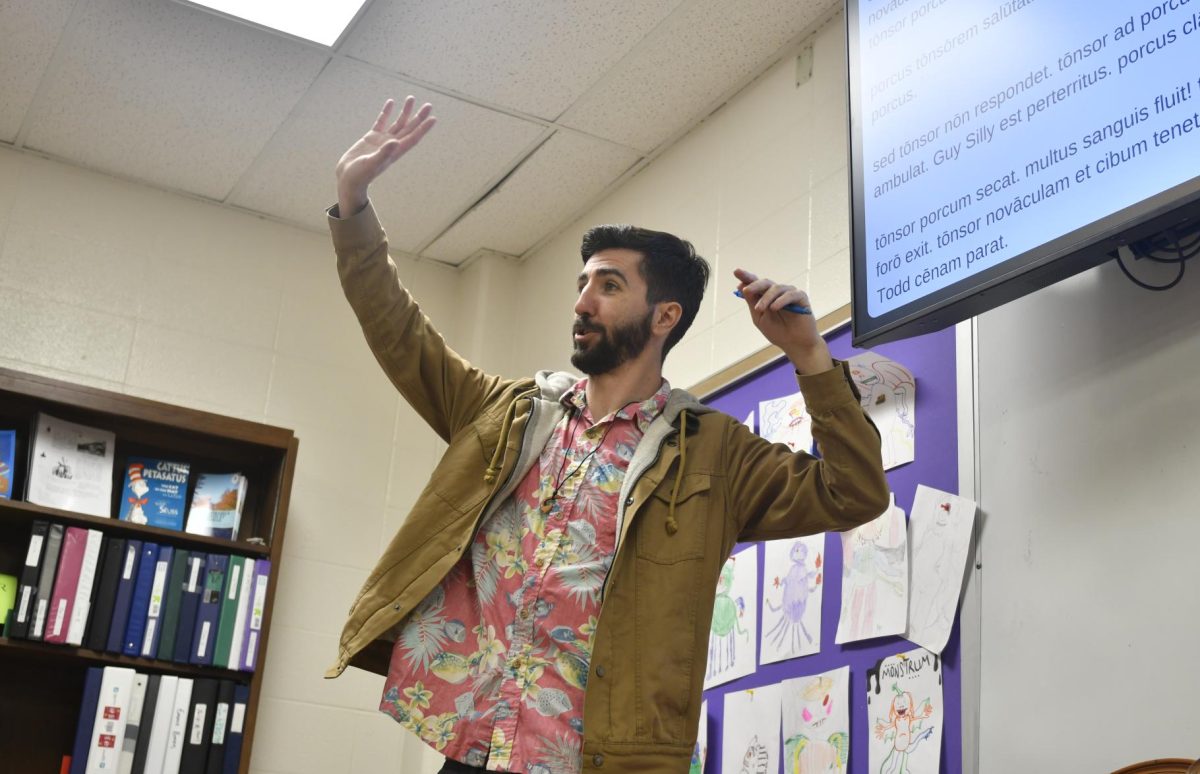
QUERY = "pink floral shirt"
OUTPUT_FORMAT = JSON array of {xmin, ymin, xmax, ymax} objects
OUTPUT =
[{"xmin": 381, "ymin": 378, "xmax": 670, "ymax": 772}]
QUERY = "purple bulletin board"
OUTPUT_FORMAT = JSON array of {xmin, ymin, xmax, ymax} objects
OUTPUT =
[{"xmin": 700, "ymin": 323, "xmax": 960, "ymax": 774}]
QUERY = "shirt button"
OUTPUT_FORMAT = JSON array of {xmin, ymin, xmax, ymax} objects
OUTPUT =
[
  {"xmin": 519, "ymin": 608, "xmax": 531, "ymax": 620},
  {"xmin": 595, "ymin": 665, "xmax": 605, "ymax": 678},
  {"xmin": 624, "ymin": 496, "xmax": 634, "ymax": 506},
  {"xmin": 535, "ymin": 557, "xmax": 545, "ymax": 568},
  {"xmin": 592, "ymin": 753, "xmax": 604, "ymax": 767}
]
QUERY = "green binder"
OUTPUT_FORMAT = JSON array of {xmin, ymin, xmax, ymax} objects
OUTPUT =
[
  {"xmin": 213, "ymin": 555, "xmax": 244, "ymax": 669},
  {"xmin": 156, "ymin": 548, "xmax": 189, "ymax": 661}
]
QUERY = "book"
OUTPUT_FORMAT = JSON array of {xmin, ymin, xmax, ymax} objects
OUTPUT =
[
  {"xmin": 85, "ymin": 667, "xmax": 136, "ymax": 774},
  {"xmin": 213, "ymin": 556, "xmax": 244, "ymax": 669},
  {"xmin": 84, "ymin": 537, "xmax": 127, "ymax": 651},
  {"xmin": 185, "ymin": 472, "xmax": 247, "ymax": 540},
  {"xmin": 130, "ymin": 674, "xmax": 162, "ymax": 774},
  {"xmin": 156, "ymin": 548, "xmax": 190, "ymax": 661},
  {"xmin": 45, "ymin": 526, "xmax": 89, "ymax": 644},
  {"xmin": 26, "ymin": 413, "xmax": 116, "ymax": 518},
  {"xmin": 69, "ymin": 667, "xmax": 103, "ymax": 774},
  {"xmin": 106, "ymin": 539, "xmax": 143, "ymax": 654},
  {"xmin": 118, "ymin": 457, "xmax": 191, "ymax": 530},
  {"xmin": 191, "ymin": 554, "xmax": 227, "ymax": 666},
  {"xmin": 221, "ymin": 683, "xmax": 250, "ymax": 774},
  {"xmin": 66, "ymin": 529, "xmax": 104, "ymax": 646},
  {"xmin": 239, "ymin": 558, "xmax": 270, "ymax": 672},
  {"xmin": 10, "ymin": 519, "xmax": 49, "ymax": 639},
  {"xmin": 122, "ymin": 543, "xmax": 159, "ymax": 657},
  {"xmin": 142, "ymin": 675, "xmax": 178, "ymax": 774},
  {"xmin": 0, "ymin": 428, "xmax": 15, "ymax": 499},
  {"xmin": 205, "ymin": 680, "xmax": 236, "ymax": 774},
  {"xmin": 118, "ymin": 672, "xmax": 149, "ymax": 774},
  {"xmin": 162, "ymin": 677, "xmax": 193, "ymax": 774},
  {"xmin": 0, "ymin": 571, "xmax": 16, "ymax": 635},
  {"xmin": 180, "ymin": 678, "xmax": 217, "ymax": 774},
  {"xmin": 173, "ymin": 552, "xmax": 206, "ymax": 664},
  {"xmin": 141, "ymin": 545, "xmax": 174, "ymax": 658}
]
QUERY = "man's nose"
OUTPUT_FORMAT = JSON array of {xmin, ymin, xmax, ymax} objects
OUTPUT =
[{"xmin": 574, "ymin": 285, "xmax": 597, "ymax": 317}]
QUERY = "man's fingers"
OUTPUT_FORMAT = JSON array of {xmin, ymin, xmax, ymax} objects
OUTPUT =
[
  {"xmin": 388, "ymin": 96, "xmax": 416, "ymax": 134},
  {"xmin": 755, "ymin": 283, "xmax": 789, "ymax": 312},
  {"xmin": 371, "ymin": 99, "xmax": 395, "ymax": 132},
  {"xmin": 769, "ymin": 288, "xmax": 810, "ymax": 312}
]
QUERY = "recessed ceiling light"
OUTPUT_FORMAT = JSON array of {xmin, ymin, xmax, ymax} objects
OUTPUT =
[{"xmin": 176, "ymin": 0, "xmax": 368, "ymax": 47}]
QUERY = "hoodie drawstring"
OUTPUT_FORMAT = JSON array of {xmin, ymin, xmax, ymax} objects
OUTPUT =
[
  {"xmin": 484, "ymin": 387, "xmax": 541, "ymax": 485},
  {"xmin": 665, "ymin": 409, "xmax": 687, "ymax": 535}
]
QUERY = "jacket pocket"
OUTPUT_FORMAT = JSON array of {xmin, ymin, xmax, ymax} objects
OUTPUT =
[{"xmin": 635, "ymin": 473, "xmax": 712, "ymax": 564}]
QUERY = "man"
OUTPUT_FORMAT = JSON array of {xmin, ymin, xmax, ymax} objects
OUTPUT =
[{"xmin": 325, "ymin": 97, "xmax": 889, "ymax": 774}]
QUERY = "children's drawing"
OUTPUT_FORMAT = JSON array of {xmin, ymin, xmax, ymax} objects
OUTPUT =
[
  {"xmin": 761, "ymin": 535, "xmax": 824, "ymax": 664},
  {"xmin": 782, "ymin": 666, "xmax": 850, "ymax": 773},
  {"xmin": 835, "ymin": 496, "xmax": 907, "ymax": 644},
  {"xmin": 690, "ymin": 700, "xmax": 708, "ymax": 774},
  {"xmin": 905, "ymin": 485, "xmax": 978, "ymax": 654},
  {"xmin": 722, "ymin": 683, "xmax": 782, "ymax": 774},
  {"xmin": 704, "ymin": 545, "xmax": 758, "ymax": 689},
  {"xmin": 758, "ymin": 391, "xmax": 813, "ymax": 454},
  {"xmin": 866, "ymin": 649, "xmax": 942, "ymax": 774},
  {"xmin": 743, "ymin": 411, "xmax": 755, "ymax": 430},
  {"xmin": 848, "ymin": 352, "xmax": 915, "ymax": 471}
]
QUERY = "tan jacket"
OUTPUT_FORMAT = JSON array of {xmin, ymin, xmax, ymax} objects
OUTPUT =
[{"xmin": 325, "ymin": 203, "xmax": 890, "ymax": 773}]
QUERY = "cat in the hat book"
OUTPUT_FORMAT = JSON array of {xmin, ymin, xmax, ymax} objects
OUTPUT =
[{"xmin": 117, "ymin": 457, "xmax": 191, "ymax": 530}]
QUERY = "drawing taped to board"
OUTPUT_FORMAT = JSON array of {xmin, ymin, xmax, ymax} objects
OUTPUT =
[
  {"xmin": 758, "ymin": 391, "xmax": 813, "ymax": 453},
  {"xmin": 848, "ymin": 352, "xmax": 915, "ymax": 471},
  {"xmin": 836, "ymin": 495, "xmax": 908, "ymax": 644},
  {"xmin": 905, "ymin": 485, "xmax": 978, "ymax": 654},
  {"xmin": 704, "ymin": 545, "xmax": 758, "ymax": 689},
  {"xmin": 722, "ymin": 683, "xmax": 782, "ymax": 774},
  {"xmin": 782, "ymin": 665, "xmax": 849, "ymax": 773},
  {"xmin": 761, "ymin": 535, "xmax": 824, "ymax": 664},
  {"xmin": 690, "ymin": 699, "xmax": 708, "ymax": 774},
  {"xmin": 743, "ymin": 410, "xmax": 755, "ymax": 429},
  {"xmin": 867, "ymin": 649, "xmax": 942, "ymax": 774}
]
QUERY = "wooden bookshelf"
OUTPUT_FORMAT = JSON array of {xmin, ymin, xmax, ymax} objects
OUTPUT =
[{"xmin": 0, "ymin": 366, "xmax": 297, "ymax": 773}]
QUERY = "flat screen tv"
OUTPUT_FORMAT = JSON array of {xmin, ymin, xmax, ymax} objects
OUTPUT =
[{"xmin": 847, "ymin": 0, "xmax": 1200, "ymax": 345}]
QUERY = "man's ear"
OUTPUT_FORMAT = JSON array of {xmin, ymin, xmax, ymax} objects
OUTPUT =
[{"xmin": 654, "ymin": 301, "xmax": 683, "ymax": 337}]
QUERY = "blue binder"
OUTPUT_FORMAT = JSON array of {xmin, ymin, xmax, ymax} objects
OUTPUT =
[
  {"xmin": 173, "ymin": 551, "xmax": 206, "ymax": 663},
  {"xmin": 122, "ymin": 542, "xmax": 159, "ymax": 657},
  {"xmin": 68, "ymin": 666, "xmax": 103, "ymax": 774},
  {"xmin": 106, "ymin": 539, "xmax": 143, "ymax": 654},
  {"xmin": 221, "ymin": 682, "xmax": 251, "ymax": 773},
  {"xmin": 190, "ymin": 553, "xmax": 228, "ymax": 666},
  {"xmin": 139, "ymin": 545, "xmax": 173, "ymax": 658}
]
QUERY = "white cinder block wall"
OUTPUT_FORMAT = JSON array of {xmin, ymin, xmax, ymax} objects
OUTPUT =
[
  {"xmin": 0, "ymin": 14, "xmax": 852, "ymax": 773},
  {"xmin": 507, "ymin": 18, "xmax": 851, "ymax": 391}
]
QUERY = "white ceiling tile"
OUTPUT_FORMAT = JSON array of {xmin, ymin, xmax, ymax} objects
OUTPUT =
[
  {"xmin": 21, "ymin": 0, "xmax": 328, "ymax": 200},
  {"xmin": 228, "ymin": 58, "xmax": 546, "ymax": 249},
  {"xmin": 0, "ymin": 0, "xmax": 75, "ymax": 143},
  {"xmin": 561, "ymin": 0, "xmax": 836, "ymax": 153},
  {"xmin": 342, "ymin": 0, "xmax": 682, "ymax": 120},
  {"xmin": 423, "ymin": 131, "xmax": 640, "ymax": 264}
]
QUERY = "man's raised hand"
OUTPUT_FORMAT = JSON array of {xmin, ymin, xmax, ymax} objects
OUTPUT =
[
  {"xmin": 336, "ymin": 97, "xmax": 437, "ymax": 217},
  {"xmin": 734, "ymin": 268, "xmax": 833, "ymax": 375}
]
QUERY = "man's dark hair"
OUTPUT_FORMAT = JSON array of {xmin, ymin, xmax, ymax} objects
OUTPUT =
[{"xmin": 580, "ymin": 225, "xmax": 710, "ymax": 359}]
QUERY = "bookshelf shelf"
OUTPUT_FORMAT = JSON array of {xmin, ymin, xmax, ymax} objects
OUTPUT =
[
  {"xmin": 0, "ymin": 366, "xmax": 297, "ymax": 773},
  {"xmin": 0, "ymin": 636, "xmax": 253, "ymax": 682},
  {"xmin": 0, "ymin": 498, "xmax": 272, "ymax": 557}
]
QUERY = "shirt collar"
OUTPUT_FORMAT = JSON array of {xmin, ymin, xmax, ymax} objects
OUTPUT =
[{"xmin": 562, "ymin": 378, "xmax": 671, "ymax": 434}]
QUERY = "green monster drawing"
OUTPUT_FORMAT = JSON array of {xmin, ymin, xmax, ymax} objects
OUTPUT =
[{"xmin": 707, "ymin": 558, "xmax": 749, "ymax": 679}]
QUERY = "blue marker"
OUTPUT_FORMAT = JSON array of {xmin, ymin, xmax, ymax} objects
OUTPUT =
[{"xmin": 733, "ymin": 289, "xmax": 812, "ymax": 315}]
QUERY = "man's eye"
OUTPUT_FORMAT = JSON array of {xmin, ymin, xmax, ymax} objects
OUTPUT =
[{"xmin": 606, "ymin": 282, "xmax": 619, "ymax": 291}]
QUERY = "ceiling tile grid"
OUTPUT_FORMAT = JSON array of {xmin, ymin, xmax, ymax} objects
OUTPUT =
[
  {"xmin": 560, "ymin": 0, "xmax": 839, "ymax": 153},
  {"xmin": 0, "ymin": 0, "xmax": 76, "ymax": 143},
  {"xmin": 228, "ymin": 57, "xmax": 547, "ymax": 248},
  {"xmin": 342, "ymin": 0, "xmax": 684, "ymax": 120},
  {"xmin": 21, "ymin": 0, "xmax": 328, "ymax": 200},
  {"xmin": 423, "ymin": 130, "xmax": 641, "ymax": 264}
]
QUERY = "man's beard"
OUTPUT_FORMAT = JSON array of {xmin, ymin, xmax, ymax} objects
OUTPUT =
[{"xmin": 570, "ymin": 309, "xmax": 654, "ymax": 375}]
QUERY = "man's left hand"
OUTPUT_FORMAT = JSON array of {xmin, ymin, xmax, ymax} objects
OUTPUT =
[{"xmin": 734, "ymin": 268, "xmax": 833, "ymax": 375}]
